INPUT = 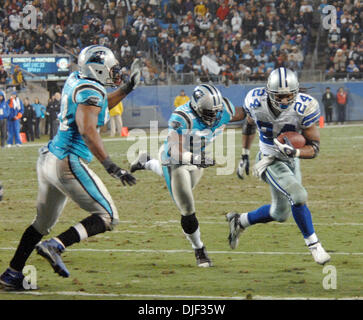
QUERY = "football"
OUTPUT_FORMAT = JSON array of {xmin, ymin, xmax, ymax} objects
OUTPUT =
[{"xmin": 277, "ymin": 131, "xmax": 306, "ymax": 149}]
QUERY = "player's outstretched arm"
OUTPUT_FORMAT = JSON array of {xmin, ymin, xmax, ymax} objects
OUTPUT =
[
  {"xmin": 107, "ymin": 58, "xmax": 141, "ymax": 109},
  {"xmin": 229, "ymin": 106, "xmax": 246, "ymax": 122},
  {"xmin": 76, "ymin": 104, "xmax": 136, "ymax": 186}
]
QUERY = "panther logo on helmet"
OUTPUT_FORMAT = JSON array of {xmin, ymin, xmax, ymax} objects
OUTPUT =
[{"xmin": 193, "ymin": 89, "xmax": 205, "ymax": 102}]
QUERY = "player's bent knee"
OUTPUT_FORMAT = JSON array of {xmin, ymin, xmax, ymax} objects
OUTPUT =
[
  {"xmin": 95, "ymin": 213, "xmax": 115, "ymax": 231},
  {"xmin": 181, "ymin": 213, "xmax": 199, "ymax": 234},
  {"xmin": 289, "ymin": 184, "xmax": 308, "ymax": 206},
  {"xmin": 31, "ymin": 221, "xmax": 52, "ymax": 236},
  {"xmin": 291, "ymin": 190, "xmax": 308, "ymax": 206}
]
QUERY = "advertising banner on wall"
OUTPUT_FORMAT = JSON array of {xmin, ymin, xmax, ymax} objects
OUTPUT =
[{"xmin": 2, "ymin": 55, "xmax": 71, "ymax": 80}]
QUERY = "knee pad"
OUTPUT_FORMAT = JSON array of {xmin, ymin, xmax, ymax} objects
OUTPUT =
[
  {"xmin": 181, "ymin": 213, "xmax": 199, "ymax": 234},
  {"xmin": 290, "ymin": 184, "xmax": 308, "ymax": 206},
  {"xmin": 31, "ymin": 221, "xmax": 51, "ymax": 236}
]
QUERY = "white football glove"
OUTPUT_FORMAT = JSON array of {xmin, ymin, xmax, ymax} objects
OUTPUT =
[
  {"xmin": 236, "ymin": 154, "xmax": 250, "ymax": 179},
  {"xmin": 130, "ymin": 58, "xmax": 141, "ymax": 88},
  {"xmin": 273, "ymin": 137, "xmax": 300, "ymax": 158},
  {"xmin": 252, "ymin": 155, "xmax": 275, "ymax": 179}
]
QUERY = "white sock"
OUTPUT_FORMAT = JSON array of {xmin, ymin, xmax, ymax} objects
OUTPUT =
[
  {"xmin": 145, "ymin": 159, "xmax": 164, "ymax": 177},
  {"xmin": 304, "ymin": 233, "xmax": 319, "ymax": 246},
  {"xmin": 239, "ymin": 213, "xmax": 251, "ymax": 229},
  {"xmin": 184, "ymin": 227, "xmax": 204, "ymax": 249}
]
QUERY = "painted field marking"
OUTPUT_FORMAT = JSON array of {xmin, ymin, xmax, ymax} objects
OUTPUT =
[
  {"xmin": 0, "ymin": 290, "xmax": 362, "ymax": 300},
  {"xmin": 0, "ymin": 247, "xmax": 362, "ymax": 255}
]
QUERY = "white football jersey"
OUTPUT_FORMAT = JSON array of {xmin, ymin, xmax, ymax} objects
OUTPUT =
[{"xmin": 243, "ymin": 87, "xmax": 321, "ymax": 160}]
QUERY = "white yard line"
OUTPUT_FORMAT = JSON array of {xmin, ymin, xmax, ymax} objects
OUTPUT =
[
  {"xmin": 0, "ymin": 290, "xmax": 362, "ymax": 300},
  {"xmin": 0, "ymin": 218, "xmax": 362, "ymax": 227},
  {"xmin": 0, "ymin": 247, "xmax": 362, "ymax": 255}
]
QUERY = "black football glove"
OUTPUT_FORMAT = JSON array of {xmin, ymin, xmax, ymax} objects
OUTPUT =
[{"xmin": 102, "ymin": 157, "xmax": 136, "ymax": 186}]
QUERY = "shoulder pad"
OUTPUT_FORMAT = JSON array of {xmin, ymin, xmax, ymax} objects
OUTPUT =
[
  {"xmin": 244, "ymin": 87, "xmax": 265, "ymax": 113},
  {"xmin": 169, "ymin": 109, "xmax": 193, "ymax": 133},
  {"xmin": 222, "ymin": 97, "xmax": 235, "ymax": 117},
  {"xmin": 299, "ymin": 97, "xmax": 321, "ymax": 128},
  {"xmin": 73, "ymin": 82, "xmax": 106, "ymax": 107}
]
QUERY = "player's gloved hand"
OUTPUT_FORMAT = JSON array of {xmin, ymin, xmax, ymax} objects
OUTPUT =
[
  {"xmin": 102, "ymin": 157, "xmax": 136, "ymax": 186},
  {"xmin": 192, "ymin": 153, "xmax": 215, "ymax": 168},
  {"xmin": 237, "ymin": 154, "xmax": 250, "ymax": 179},
  {"xmin": 273, "ymin": 137, "xmax": 300, "ymax": 158},
  {"xmin": 252, "ymin": 155, "xmax": 275, "ymax": 179},
  {"xmin": 123, "ymin": 58, "xmax": 141, "ymax": 95}
]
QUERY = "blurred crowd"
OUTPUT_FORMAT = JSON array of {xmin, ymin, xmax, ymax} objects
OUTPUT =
[
  {"xmin": 0, "ymin": 0, "xmax": 362, "ymax": 86},
  {"xmin": 0, "ymin": 0, "xmax": 319, "ymax": 85},
  {"xmin": 322, "ymin": 0, "xmax": 363, "ymax": 81}
]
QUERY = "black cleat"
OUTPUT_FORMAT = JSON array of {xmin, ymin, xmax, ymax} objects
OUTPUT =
[{"xmin": 194, "ymin": 246, "xmax": 213, "ymax": 267}]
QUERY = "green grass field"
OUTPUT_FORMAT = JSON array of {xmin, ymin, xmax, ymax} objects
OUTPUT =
[{"xmin": 0, "ymin": 124, "xmax": 362, "ymax": 300}]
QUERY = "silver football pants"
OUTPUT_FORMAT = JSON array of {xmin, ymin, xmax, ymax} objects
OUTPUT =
[
  {"xmin": 258, "ymin": 152, "xmax": 308, "ymax": 222},
  {"xmin": 162, "ymin": 164, "xmax": 204, "ymax": 216},
  {"xmin": 32, "ymin": 148, "xmax": 119, "ymax": 235}
]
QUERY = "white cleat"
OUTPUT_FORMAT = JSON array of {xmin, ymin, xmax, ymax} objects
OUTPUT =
[
  {"xmin": 308, "ymin": 242, "xmax": 331, "ymax": 265},
  {"xmin": 226, "ymin": 212, "xmax": 245, "ymax": 249}
]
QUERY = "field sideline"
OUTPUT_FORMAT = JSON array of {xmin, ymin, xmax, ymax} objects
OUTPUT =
[{"xmin": 0, "ymin": 124, "xmax": 362, "ymax": 300}]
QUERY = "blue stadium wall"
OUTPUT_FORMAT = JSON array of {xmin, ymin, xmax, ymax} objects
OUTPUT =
[{"xmin": 120, "ymin": 81, "xmax": 363, "ymax": 128}]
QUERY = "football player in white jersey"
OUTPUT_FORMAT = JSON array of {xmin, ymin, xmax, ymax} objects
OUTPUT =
[
  {"xmin": 226, "ymin": 67, "xmax": 331, "ymax": 265},
  {"xmin": 0, "ymin": 46, "xmax": 140, "ymax": 290}
]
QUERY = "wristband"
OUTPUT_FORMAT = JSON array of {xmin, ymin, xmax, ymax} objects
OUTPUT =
[
  {"xmin": 101, "ymin": 156, "xmax": 114, "ymax": 170},
  {"xmin": 121, "ymin": 81, "xmax": 134, "ymax": 95}
]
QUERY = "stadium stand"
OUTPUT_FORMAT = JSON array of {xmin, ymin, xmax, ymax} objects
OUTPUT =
[
  {"xmin": 0, "ymin": 0, "xmax": 361, "ymax": 87},
  {"xmin": 319, "ymin": 0, "xmax": 362, "ymax": 81}
]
